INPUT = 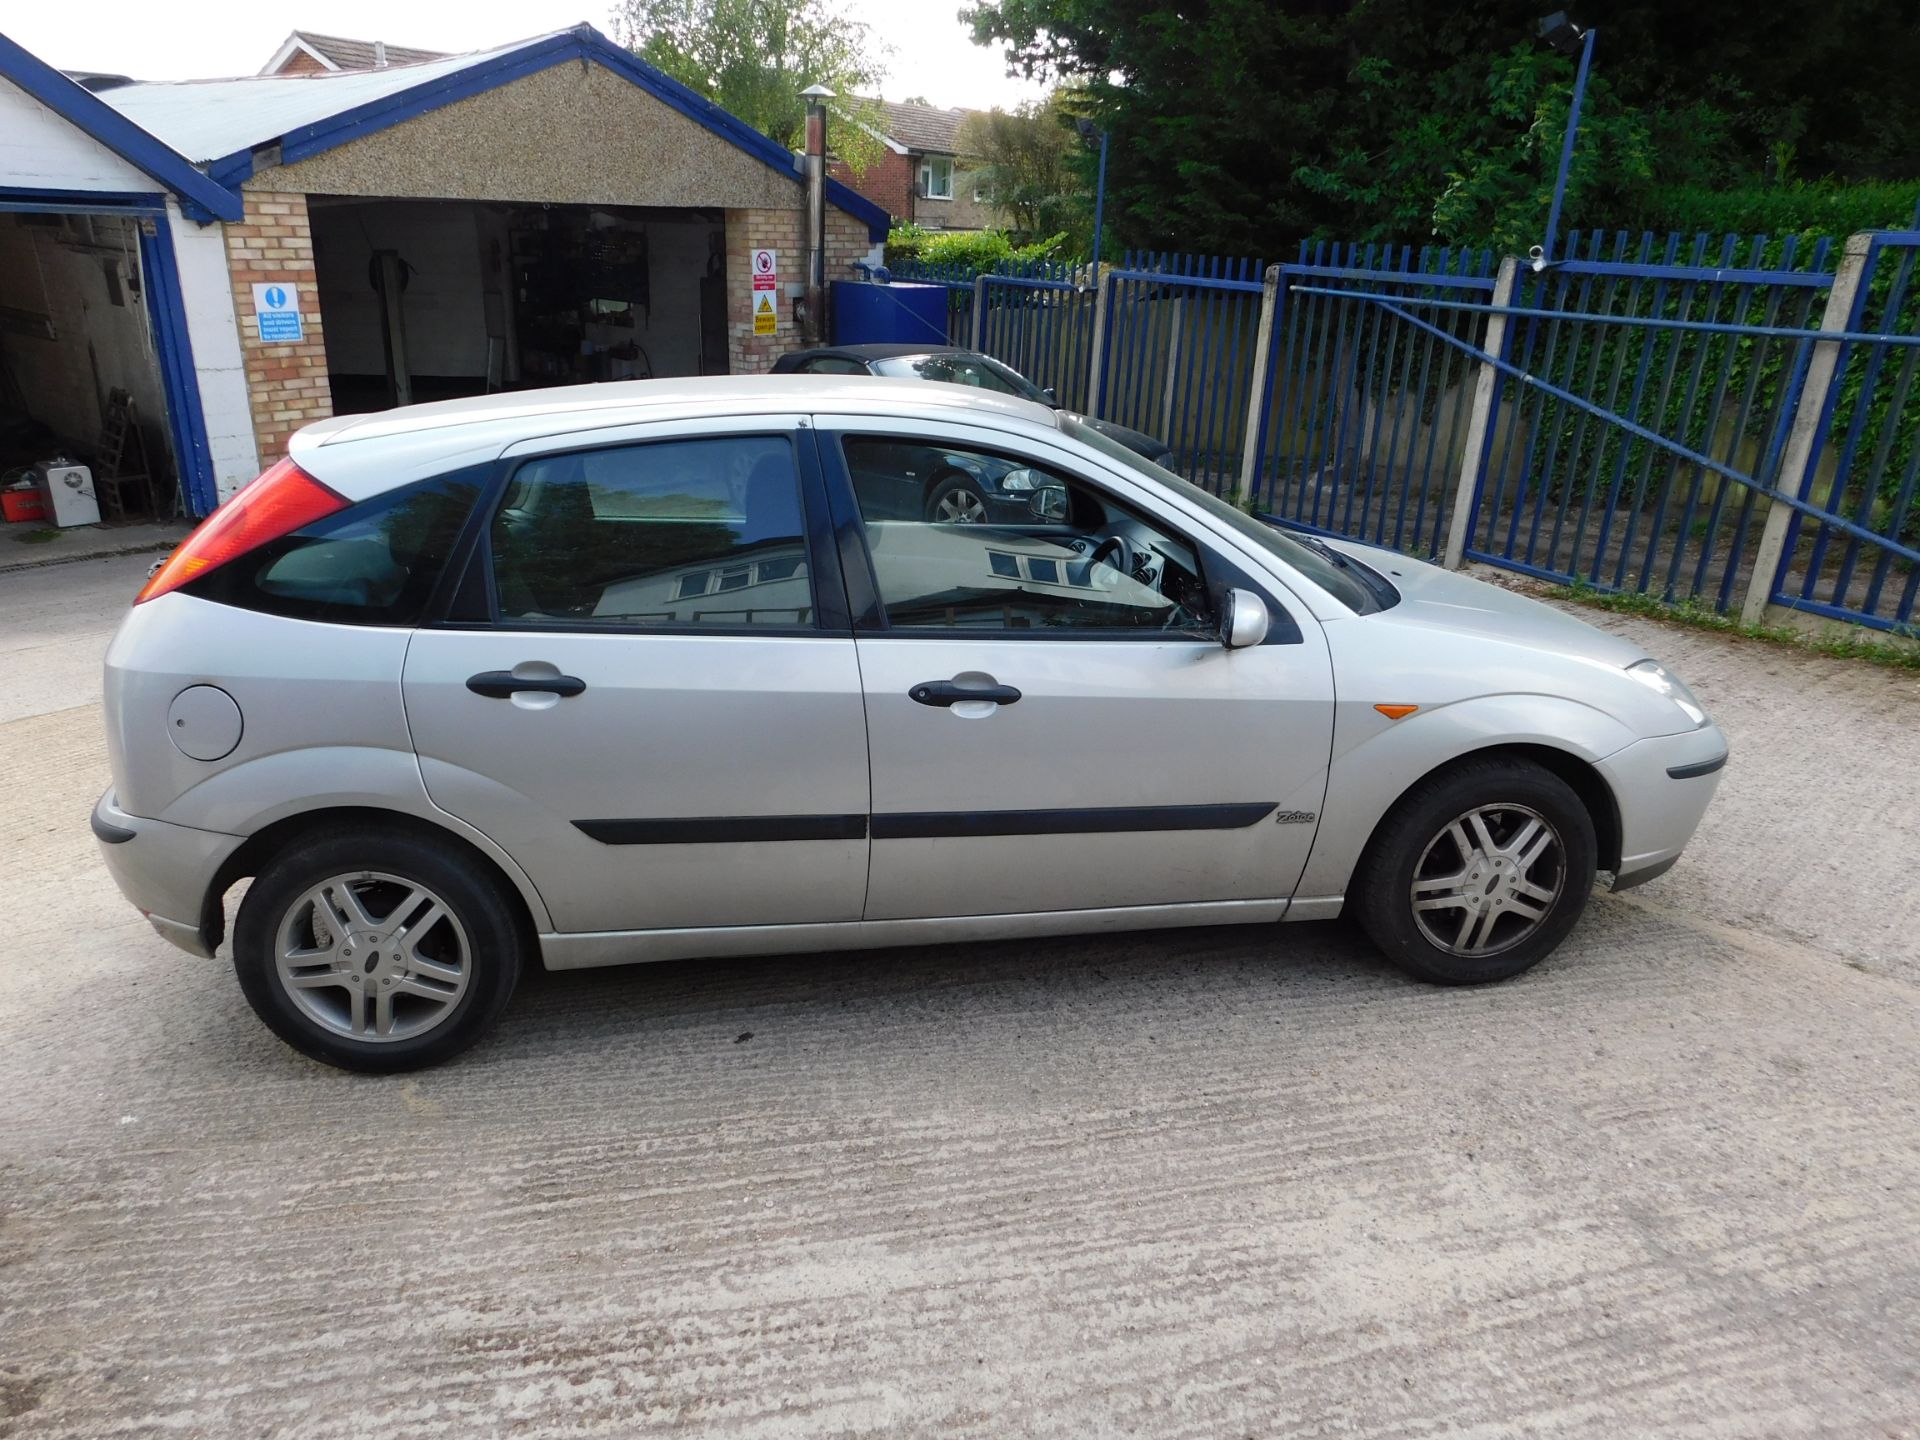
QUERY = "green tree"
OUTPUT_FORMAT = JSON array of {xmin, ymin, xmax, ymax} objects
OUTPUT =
[
  {"xmin": 956, "ymin": 93, "xmax": 1090, "ymax": 247},
  {"xmin": 960, "ymin": 0, "xmax": 1920, "ymax": 254},
  {"xmin": 614, "ymin": 0, "xmax": 892, "ymax": 173}
]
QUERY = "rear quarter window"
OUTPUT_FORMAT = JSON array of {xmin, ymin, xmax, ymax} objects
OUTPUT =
[{"xmin": 182, "ymin": 469, "xmax": 484, "ymax": 625}]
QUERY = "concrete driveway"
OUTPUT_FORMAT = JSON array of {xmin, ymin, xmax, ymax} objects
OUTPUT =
[{"xmin": 3, "ymin": 552, "xmax": 1918, "ymax": 1438}]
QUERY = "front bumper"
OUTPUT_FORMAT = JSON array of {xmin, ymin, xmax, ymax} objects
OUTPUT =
[
  {"xmin": 92, "ymin": 789, "xmax": 244, "ymax": 958},
  {"xmin": 1594, "ymin": 723, "xmax": 1729, "ymax": 890}
]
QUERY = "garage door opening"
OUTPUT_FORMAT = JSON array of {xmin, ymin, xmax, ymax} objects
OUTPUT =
[
  {"xmin": 0, "ymin": 208, "xmax": 181, "ymax": 524},
  {"xmin": 310, "ymin": 197, "xmax": 729, "ymax": 413}
]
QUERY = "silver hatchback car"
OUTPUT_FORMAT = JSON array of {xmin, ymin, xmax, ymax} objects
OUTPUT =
[{"xmin": 95, "ymin": 378, "xmax": 1726, "ymax": 1071}]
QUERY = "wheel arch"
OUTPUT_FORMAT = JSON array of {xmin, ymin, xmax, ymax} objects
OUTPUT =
[
  {"xmin": 1348, "ymin": 742, "xmax": 1623, "ymax": 889},
  {"xmin": 199, "ymin": 805, "xmax": 546, "ymax": 958}
]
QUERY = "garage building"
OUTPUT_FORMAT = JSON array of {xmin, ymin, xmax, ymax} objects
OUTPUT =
[{"xmin": 0, "ymin": 25, "xmax": 887, "ymax": 515}]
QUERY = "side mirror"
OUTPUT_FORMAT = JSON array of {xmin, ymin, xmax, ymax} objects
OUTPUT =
[
  {"xmin": 1040, "ymin": 386, "xmax": 1059, "ymax": 407},
  {"xmin": 1028, "ymin": 485, "xmax": 1070, "ymax": 521},
  {"xmin": 1221, "ymin": 588, "xmax": 1270, "ymax": 649}
]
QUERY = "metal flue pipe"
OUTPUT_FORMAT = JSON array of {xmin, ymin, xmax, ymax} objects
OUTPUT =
[{"xmin": 801, "ymin": 84, "xmax": 833, "ymax": 344}]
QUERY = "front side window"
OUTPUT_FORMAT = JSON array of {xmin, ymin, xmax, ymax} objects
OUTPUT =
[
  {"xmin": 839, "ymin": 435, "xmax": 1216, "ymax": 634},
  {"xmin": 490, "ymin": 435, "xmax": 813, "ymax": 627},
  {"xmin": 919, "ymin": 156, "xmax": 954, "ymax": 200},
  {"xmin": 1060, "ymin": 416, "xmax": 1395, "ymax": 615},
  {"xmin": 183, "ymin": 470, "xmax": 482, "ymax": 625}
]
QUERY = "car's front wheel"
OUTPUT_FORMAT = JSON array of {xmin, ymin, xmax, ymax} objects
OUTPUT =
[
  {"xmin": 231, "ymin": 828, "xmax": 524, "ymax": 1072},
  {"xmin": 1352, "ymin": 756, "xmax": 1597, "ymax": 985},
  {"xmin": 926, "ymin": 473, "xmax": 991, "ymax": 523}
]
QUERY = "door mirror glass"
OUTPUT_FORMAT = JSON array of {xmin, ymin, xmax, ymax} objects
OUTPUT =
[
  {"xmin": 1029, "ymin": 485, "xmax": 1070, "ymax": 521},
  {"xmin": 1222, "ymin": 588, "xmax": 1270, "ymax": 649}
]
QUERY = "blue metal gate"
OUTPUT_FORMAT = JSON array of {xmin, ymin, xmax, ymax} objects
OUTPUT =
[
  {"xmin": 1093, "ymin": 253, "xmax": 1267, "ymax": 487},
  {"xmin": 1769, "ymin": 231, "xmax": 1920, "ymax": 630},
  {"xmin": 1251, "ymin": 245, "xmax": 1495, "ymax": 559},
  {"xmin": 932, "ymin": 226, "xmax": 1920, "ymax": 634}
]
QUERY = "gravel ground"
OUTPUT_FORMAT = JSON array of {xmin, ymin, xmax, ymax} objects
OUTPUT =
[{"xmin": 2, "ymin": 553, "xmax": 1917, "ymax": 1438}]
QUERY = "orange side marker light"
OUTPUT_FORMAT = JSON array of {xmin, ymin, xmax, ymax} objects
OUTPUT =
[{"xmin": 1374, "ymin": 704, "xmax": 1419, "ymax": 720}]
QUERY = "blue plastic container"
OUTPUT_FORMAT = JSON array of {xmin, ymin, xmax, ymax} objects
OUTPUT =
[{"xmin": 831, "ymin": 281, "xmax": 949, "ymax": 346}]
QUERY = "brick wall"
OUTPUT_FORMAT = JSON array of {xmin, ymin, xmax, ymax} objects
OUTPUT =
[
  {"xmin": 829, "ymin": 150, "xmax": 911, "ymax": 225},
  {"xmin": 273, "ymin": 50, "xmax": 329, "ymax": 76},
  {"xmin": 724, "ymin": 207, "xmax": 875, "ymax": 374},
  {"xmin": 223, "ymin": 190, "xmax": 334, "ymax": 463}
]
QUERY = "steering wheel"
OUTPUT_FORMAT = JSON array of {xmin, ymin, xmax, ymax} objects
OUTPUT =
[{"xmin": 1086, "ymin": 532, "xmax": 1138, "ymax": 582}]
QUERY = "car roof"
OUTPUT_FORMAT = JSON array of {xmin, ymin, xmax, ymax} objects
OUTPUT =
[
  {"xmin": 779, "ymin": 343, "xmax": 980, "ymax": 363},
  {"xmin": 288, "ymin": 375, "xmax": 1066, "ymax": 498}
]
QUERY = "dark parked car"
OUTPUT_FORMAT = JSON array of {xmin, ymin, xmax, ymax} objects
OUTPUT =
[{"xmin": 773, "ymin": 344, "xmax": 1176, "ymax": 514}]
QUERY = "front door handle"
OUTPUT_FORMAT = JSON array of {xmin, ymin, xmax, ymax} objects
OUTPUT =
[
  {"xmin": 910, "ymin": 679, "xmax": 1022, "ymax": 707},
  {"xmin": 466, "ymin": 670, "xmax": 587, "ymax": 699}
]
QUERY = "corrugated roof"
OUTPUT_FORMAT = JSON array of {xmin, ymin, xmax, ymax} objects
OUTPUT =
[
  {"xmin": 866, "ymin": 98, "xmax": 983, "ymax": 157},
  {"xmin": 290, "ymin": 32, "xmax": 448, "ymax": 71},
  {"xmin": 100, "ymin": 32, "xmax": 559, "ymax": 164}
]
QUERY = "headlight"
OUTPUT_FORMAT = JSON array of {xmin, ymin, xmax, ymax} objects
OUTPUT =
[
  {"xmin": 998, "ymin": 466, "xmax": 1037, "ymax": 493},
  {"xmin": 1625, "ymin": 659, "xmax": 1707, "ymax": 726}
]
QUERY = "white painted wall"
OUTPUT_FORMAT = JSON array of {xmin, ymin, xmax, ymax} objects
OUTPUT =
[
  {"xmin": 0, "ymin": 78, "xmax": 154, "ymax": 193},
  {"xmin": 165, "ymin": 200, "xmax": 258, "ymax": 499}
]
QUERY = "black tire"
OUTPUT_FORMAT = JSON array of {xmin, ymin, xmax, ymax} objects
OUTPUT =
[
  {"xmin": 925, "ymin": 473, "xmax": 991, "ymax": 524},
  {"xmin": 1351, "ymin": 755, "xmax": 1597, "ymax": 985},
  {"xmin": 231, "ymin": 828, "xmax": 525, "ymax": 1072}
]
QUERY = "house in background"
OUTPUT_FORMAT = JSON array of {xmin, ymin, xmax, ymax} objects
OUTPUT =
[
  {"xmin": 261, "ymin": 31, "xmax": 448, "ymax": 76},
  {"xmin": 829, "ymin": 99, "xmax": 1005, "ymax": 232}
]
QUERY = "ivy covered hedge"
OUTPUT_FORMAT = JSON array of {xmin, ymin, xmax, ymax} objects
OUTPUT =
[{"xmin": 884, "ymin": 224, "xmax": 1067, "ymax": 269}]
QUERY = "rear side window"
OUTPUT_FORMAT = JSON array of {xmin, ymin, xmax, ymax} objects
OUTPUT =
[
  {"xmin": 489, "ymin": 435, "xmax": 814, "ymax": 628},
  {"xmin": 183, "ymin": 471, "xmax": 482, "ymax": 625}
]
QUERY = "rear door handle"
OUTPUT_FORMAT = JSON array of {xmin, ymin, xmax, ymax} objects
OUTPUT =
[
  {"xmin": 910, "ymin": 680, "xmax": 1022, "ymax": 707},
  {"xmin": 466, "ymin": 670, "xmax": 587, "ymax": 699}
]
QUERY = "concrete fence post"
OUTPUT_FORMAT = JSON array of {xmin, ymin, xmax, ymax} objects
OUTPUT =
[
  {"xmin": 970, "ymin": 272, "xmax": 988, "ymax": 351},
  {"xmin": 1159, "ymin": 296, "xmax": 1186, "ymax": 441},
  {"xmin": 1233, "ymin": 264, "xmax": 1283, "ymax": 507},
  {"xmin": 1442, "ymin": 256, "xmax": 1520, "ymax": 570},
  {"xmin": 1086, "ymin": 265, "xmax": 1114, "ymax": 419},
  {"xmin": 1738, "ymin": 232, "xmax": 1873, "ymax": 626}
]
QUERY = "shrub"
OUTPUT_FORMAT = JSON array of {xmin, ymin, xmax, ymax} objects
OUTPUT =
[
  {"xmin": 884, "ymin": 225, "xmax": 1068, "ymax": 270},
  {"xmin": 1617, "ymin": 181, "xmax": 1920, "ymax": 241}
]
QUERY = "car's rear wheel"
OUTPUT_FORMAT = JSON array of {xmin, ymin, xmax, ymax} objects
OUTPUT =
[
  {"xmin": 926, "ymin": 473, "xmax": 990, "ymax": 523},
  {"xmin": 1352, "ymin": 756, "xmax": 1597, "ymax": 985},
  {"xmin": 232, "ymin": 829, "xmax": 524, "ymax": 1072}
]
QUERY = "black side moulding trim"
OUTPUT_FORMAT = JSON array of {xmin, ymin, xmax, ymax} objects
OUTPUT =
[
  {"xmin": 576, "ymin": 815, "xmax": 868, "ymax": 845},
  {"xmin": 870, "ymin": 803, "xmax": 1277, "ymax": 839},
  {"xmin": 574, "ymin": 804, "xmax": 1281, "ymax": 844},
  {"xmin": 1666, "ymin": 753, "xmax": 1728, "ymax": 780}
]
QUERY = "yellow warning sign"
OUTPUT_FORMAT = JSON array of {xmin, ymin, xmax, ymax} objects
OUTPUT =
[{"xmin": 753, "ymin": 290, "xmax": 778, "ymax": 335}]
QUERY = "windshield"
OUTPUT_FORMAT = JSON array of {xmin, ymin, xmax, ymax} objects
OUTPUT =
[
  {"xmin": 1059, "ymin": 416, "xmax": 1390, "ymax": 614},
  {"xmin": 871, "ymin": 353, "xmax": 1050, "ymax": 404}
]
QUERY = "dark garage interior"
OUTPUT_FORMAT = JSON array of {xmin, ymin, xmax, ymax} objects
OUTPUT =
[{"xmin": 310, "ymin": 196, "xmax": 730, "ymax": 413}]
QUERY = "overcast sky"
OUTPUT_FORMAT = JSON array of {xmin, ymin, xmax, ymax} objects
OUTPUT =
[{"xmin": 8, "ymin": 0, "xmax": 1050, "ymax": 109}]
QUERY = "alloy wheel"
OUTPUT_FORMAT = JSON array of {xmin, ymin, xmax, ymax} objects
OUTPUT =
[
  {"xmin": 1409, "ymin": 805, "xmax": 1565, "ymax": 957},
  {"xmin": 272, "ymin": 871, "xmax": 471, "ymax": 1042},
  {"xmin": 935, "ymin": 488, "xmax": 988, "ymax": 523}
]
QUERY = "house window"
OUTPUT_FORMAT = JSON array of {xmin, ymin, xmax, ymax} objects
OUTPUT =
[{"xmin": 919, "ymin": 155, "xmax": 954, "ymax": 200}]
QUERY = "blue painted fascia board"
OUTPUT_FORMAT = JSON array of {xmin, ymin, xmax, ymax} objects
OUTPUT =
[
  {"xmin": 0, "ymin": 31, "xmax": 243, "ymax": 221},
  {"xmin": 205, "ymin": 25, "xmax": 891, "ymax": 243},
  {"xmin": 137, "ymin": 214, "xmax": 221, "ymax": 515}
]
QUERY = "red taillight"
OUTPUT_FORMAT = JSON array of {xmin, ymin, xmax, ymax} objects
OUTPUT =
[{"xmin": 136, "ymin": 458, "xmax": 347, "ymax": 604}]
